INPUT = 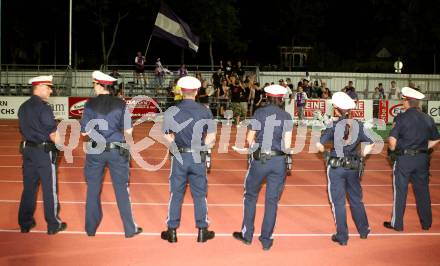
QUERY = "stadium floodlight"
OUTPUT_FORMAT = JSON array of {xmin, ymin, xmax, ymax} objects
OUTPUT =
[{"xmin": 394, "ymin": 59, "xmax": 403, "ymax": 73}]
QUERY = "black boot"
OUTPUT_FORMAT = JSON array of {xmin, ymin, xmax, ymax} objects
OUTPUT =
[
  {"xmin": 161, "ymin": 228, "xmax": 177, "ymax": 243},
  {"xmin": 232, "ymin": 232, "xmax": 251, "ymax": 245},
  {"xmin": 47, "ymin": 222, "xmax": 67, "ymax": 235},
  {"xmin": 197, "ymin": 228, "xmax": 215, "ymax": 242}
]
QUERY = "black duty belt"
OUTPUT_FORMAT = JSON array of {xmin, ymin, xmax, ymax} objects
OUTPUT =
[
  {"xmin": 90, "ymin": 141, "xmax": 126, "ymax": 150},
  {"xmin": 400, "ymin": 149, "xmax": 428, "ymax": 156},
  {"xmin": 24, "ymin": 141, "xmax": 53, "ymax": 149},
  {"xmin": 252, "ymin": 149, "xmax": 286, "ymax": 162},
  {"xmin": 177, "ymin": 147, "xmax": 200, "ymax": 153},
  {"xmin": 328, "ymin": 156, "xmax": 361, "ymax": 170}
]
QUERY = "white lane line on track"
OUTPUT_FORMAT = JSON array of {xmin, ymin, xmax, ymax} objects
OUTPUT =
[
  {"xmin": 0, "ymin": 229, "xmax": 439, "ymax": 237},
  {"xmin": 1, "ymin": 180, "xmax": 440, "ymax": 187},
  {"xmin": 1, "ymin": 200, "xmax": 439, "ymax": 207}
]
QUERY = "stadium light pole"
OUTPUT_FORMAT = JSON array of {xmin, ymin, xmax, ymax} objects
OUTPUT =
[{"xmin": 69, "ymin": 0, "xmax": 72, "ymax": 68}]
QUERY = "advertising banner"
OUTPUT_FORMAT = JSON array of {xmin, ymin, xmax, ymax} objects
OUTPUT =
[
  {"xmin": 0, "ymin": 97, "xmax": 68, "ymax": 120},
  {"xmin": 378, "ymin": 100, "xmax": 403, "ymax": 124},
  {"xmin": 428, "ymin": 101, "xmax": 440, "ymax": 123},
  {"xmin": 68, "ymin": 97, "xmax": 159, "ymax": 119},
  {"xmin": 289, "ymin": 99, "xmax": 373, "ymax": 121}
]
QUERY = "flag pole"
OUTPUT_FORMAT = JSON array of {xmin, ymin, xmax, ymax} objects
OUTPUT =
[{"xmin": 144, "ymin": 34, "xmax": 153, "ymax": 58}]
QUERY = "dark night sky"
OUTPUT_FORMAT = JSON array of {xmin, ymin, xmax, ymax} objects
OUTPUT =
[{"xmin": 3, "ymin": 0, "xmax": 440, "ymax": 73}]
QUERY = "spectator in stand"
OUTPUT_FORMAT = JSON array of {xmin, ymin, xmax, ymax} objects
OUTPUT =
[
  {"xmin": 229, "ymin": 76, "xmax": 244, "ymax": 125},
  {"xmin": 294, "ymin": 85, "xmax": 308, "ymax": 125},
  {"xmin": 343, "ymin": 81, "xmax": 358, "ymax": 101},
  {"xmin": 374, "ymin": 83, "xmax": 386, "ymax": 99},
  {"xmin": 241, "ymin": 79, "xmax": 251, "ymax": 120},
  {"xmin": 172, "ymin": 78, "xmax": 183, "ymax": 104},
  {"xmin": 408, "ymin": 81, "xmax": 420, "ymax": 92},
  {"xmin": 279, "ymin": 79, "xmax": 292, "ymax": 109},
  {"xmin": 177, "ymin": 64, "xmax": 188, "ymax": 78},
  {"xmin": 217, "ymin": 78, "xmax": 230, "ymax": 117},
  {"xmin": 219, "ymin": 60, "xmax": 225, "ymax": 75},
  {"xmin": 197, "ymin": 79, "xmax": 210, "ymax": 108},
  {"xmin": 321, "ymin": 87, "xmax": 332, "ymax": 99},
  {"xmin": 320, "ymin": 81, "xmax": 331, "ymax": 99},
  {"xmin": 195, "ymin": 71, "xmax": 203, "ymax": 82},
  {"xmin": 154, "ymin": 58, "xmax": 165, "ymax": 88},
  {"xmin": 224, "ymin": 60, "xmax": 233, "ymax": 81},
  {"xmin": 211, "ymin": 68, "xmax": 223, "ymax": 95},
  {"xmin": 302, "ymin": 78, "xmax": 312, "ymax": 98},
  {"xmin": 389, "ymin": 80, "xmax": 400, "ymax": 100},
  {"xmin": 234, "ymin": 60, "xmax": 245, "ymax": 81},
  {"xmin": 109, "ymin": 69, "xmax": 123, "ymax": 96},
  {"xmin": 312, "ymin": 80, "xmax": 323, "ymax": 98},
  {"xmin": 134, "ymin": 51, "xmax": 147, "ymax": 86},
  {"xmin": 286, "ymin": 78, "xmax": 294, "ymax": 91},
  {"xmin": 251, "ymin": 82, "xmax": 263, "ymax": 115}
]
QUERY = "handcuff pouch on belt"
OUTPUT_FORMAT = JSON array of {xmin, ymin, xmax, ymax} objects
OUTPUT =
[{"xmin": 328, "ymin": 156, "xmax": 361, "ymax": 170}]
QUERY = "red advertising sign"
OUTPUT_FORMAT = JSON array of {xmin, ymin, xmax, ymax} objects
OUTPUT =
[
  {"xmin": 68, "ymin": 97, "xmax": 159, "ymax": 119},
  {"xmin": 295, "ymin": 99, "xmax": 326, "ymax": 118},
  {"xmin": 350, "ymin": 101, "xmax": 365, "ymax": 119},
  {"xmin": 379, "ymin": 100, "xmax": 389, "ymax": 123},
  {"xmin": 68, "ymin": 97, "xmax": 89, "ymax": 119},
  {"xmin": 332, "ymin": 100, "xmax": 366, "ymax": 120}
]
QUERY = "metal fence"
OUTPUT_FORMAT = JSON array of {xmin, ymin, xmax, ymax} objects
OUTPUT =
[{"xmin": 1, "ymin": 65, "xmax": 440, "ymax": 100}]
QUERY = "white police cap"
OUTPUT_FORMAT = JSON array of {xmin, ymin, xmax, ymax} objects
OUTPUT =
[
  {"xmin": 401, "ymin": 87, "xmax": 425, "ymax": 100},
  {"xmin": 28, "ymin": 75, "xmax": 53, "ymax": 86},
  {"xmin": 92, "ymin": 70, "xmax": 116, "ymax": 85},
  {"xmin": 177, "ymin": 76, "xmax": 201, "ymax": 91},
  {"xmin": 332, "ymin": 91, "xmax": 356, "ymax": 110},
  {"xmin": 264, "ymin": 84, "xmax": 287, "ymax": 97}
]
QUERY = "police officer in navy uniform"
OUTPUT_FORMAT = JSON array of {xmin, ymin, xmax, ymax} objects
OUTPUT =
[
  {"xmin": 18, "ymin": 75, "xmax": 67, "ymax": 234},
  {"xmin": 316, "ymin": 92, "xmax": 375, "ymax": 246},
  {"xmin": 232, "ymin": 84, "xmax": 294, "ymax": 251},
  {"xmin": 161, "ymin": 76, "xmax": 216, "ymax": 243},
  {"xmin": 384, "ymin": 87, "xmax": 440, "ymax": 231},
  {"xmin": 80, "ymin": 71, "xmax": 142, "ymax": 238}
]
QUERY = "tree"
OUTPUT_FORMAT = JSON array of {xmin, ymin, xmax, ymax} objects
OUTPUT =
[
  {"xmin": 74, "ymin": 0, "xmax": 151, "ymax": 69},
  {"xmin": 170, "ymin": 0, "xmax": 245, "ymax": 70}
]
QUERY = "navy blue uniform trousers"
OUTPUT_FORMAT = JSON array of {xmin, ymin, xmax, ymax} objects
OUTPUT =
[
  {"xmin": 391, "ymin": 154, "xmax": 431, "ymax": 230},
  {"xmin": 84, "ymin": 150, "xmax": 137, "ymax": 237},
  {"xmin": 327, "ymin": 166, "xmax": 369, "ymax": 242},
  {"xmin": 166, "ymin": 153, "xmax": 209, "ymax": 229},
  {"xmin": 242, "ymin": 156, "xmax": 286, "ymax": 247},
  {"xmin": 19, "ymin": 148, "xmax": 62, "ymax": 231}
]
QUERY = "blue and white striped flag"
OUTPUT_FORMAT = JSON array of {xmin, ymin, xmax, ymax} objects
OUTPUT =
[{"xmin": 152, "ymin": 2, "xmax": 200, "ymax": 52}]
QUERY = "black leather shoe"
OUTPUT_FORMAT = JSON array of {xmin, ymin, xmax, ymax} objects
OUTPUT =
[
  {"xmin": 20, "ymin": 221, "xmax": 36, "ymax": 233},
  {"xmin": 232, "ymin": 232, "xmax": 251, "ymax": 245},
  {"xmin": 197, "ymin": 228, "xmax": 215, "ymax": 242},
  {"xmin": 161, "ymin": 228, "xmax": 177, "ymax": 243},
  {"xmin": 331, "ymin": 234, "xmax": 347, "ymax": 246},
  {"xmin": 259, "ymin": 236, "xmax": 273, "ymax": 251},
  {"xmin": 360, "ymin": 229, "xmax": 370, "ymax": 239},
  {"xmin": 87, "ymin": 232, "xmax": 96, "ymax": 237},
  {"xmin": 422, "ymin": 226, "xmax": 431, "ymax": 231},
  {"xmin": 383, "ymin": 221, "xmax": 403, "ymax": 231},
  {"xmin": 47, "ymin": 222, "xmax": 67, "ymax": 235},
  {"xmin": 126, "ymin": 227, "xmax": 143, "ymax": 238}
]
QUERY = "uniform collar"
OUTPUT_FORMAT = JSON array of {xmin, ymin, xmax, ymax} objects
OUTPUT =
[{"xmin": 31, "ymin": 94, "xmax": 45, "ymax": 103}]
